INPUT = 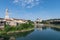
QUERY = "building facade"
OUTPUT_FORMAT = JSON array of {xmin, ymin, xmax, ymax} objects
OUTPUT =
[{"xmin": 0, "ymin": 8, "xmax": 27, "ymax": 30}]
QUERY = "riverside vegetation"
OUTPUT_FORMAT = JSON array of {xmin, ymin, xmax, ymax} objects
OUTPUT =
[{"xmin": 0, "ymin": 20, "xmax": 34, "ymax": 35}]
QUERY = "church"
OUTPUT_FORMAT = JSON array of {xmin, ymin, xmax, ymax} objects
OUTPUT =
[{"xmin": 0, "ymin": 8, "xmax": 27, "ymax": 29}]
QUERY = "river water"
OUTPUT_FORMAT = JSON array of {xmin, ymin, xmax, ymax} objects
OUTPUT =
[{"xmin": 0, "ymin": 25, "xmax": 60, "ymax": 40}]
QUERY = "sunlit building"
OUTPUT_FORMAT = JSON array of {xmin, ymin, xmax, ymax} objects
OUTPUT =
[{"xmin": 0, "ymin": 8, "xmax": 27, "ymax": 29}]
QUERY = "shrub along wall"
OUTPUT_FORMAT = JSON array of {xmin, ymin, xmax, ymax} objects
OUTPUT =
[{"xmin": 3, "ymin": 22, "xmax": 34, "ymax": 32}]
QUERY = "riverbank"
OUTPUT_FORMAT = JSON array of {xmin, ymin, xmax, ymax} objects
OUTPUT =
[
  {"xmin": 0, "ymin": 28, "xmax": 34, "ymax": 35},
  {"xmin": 43, "ymin": 24, "xmax": 60, "ymax": 28},
  {"xmin": 7, "ymin": 28, "xmax": 34, "ymax": 34},
  {"xmin": 0, "ymin": 21, "xmax": 34, "ymax": 35},
  {"xmin": 0, "ymin": 28, "xmax": 34, "ymax": 40}
]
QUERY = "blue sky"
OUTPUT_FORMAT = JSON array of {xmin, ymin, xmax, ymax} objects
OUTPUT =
[{"xmin": 0, "ymin": 0, "xmax": 60, "ymax": 20}]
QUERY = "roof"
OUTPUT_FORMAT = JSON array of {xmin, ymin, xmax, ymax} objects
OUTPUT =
[
  {"xmin": 0, "ymin": 18, "xmax": 4, "ymax": 20},
  {"xmin": 13, "ymin": 18, "xmax": 27, "ymax": 21}
]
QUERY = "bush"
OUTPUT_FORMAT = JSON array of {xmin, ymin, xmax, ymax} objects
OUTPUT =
[
  {"xmin": 4, "ymin": 24, "xmax": 17, "ymax": 32},
  {"xmin": 17, "ymin": 22, "xmax": 34, "ymax": 30},
  {"xmin": 4, "ymin": 21, "xmax": 34, "ymax": 32}
]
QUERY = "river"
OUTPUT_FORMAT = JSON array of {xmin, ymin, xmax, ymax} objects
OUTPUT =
[{"xmin": 0, "ymin": 25, "xmax": 60, "ymax": 40}]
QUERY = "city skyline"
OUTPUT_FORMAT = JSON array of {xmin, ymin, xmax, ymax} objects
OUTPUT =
[{"xmin": 0, "ymin": 0, "xmax": 60, "ymax": 20}]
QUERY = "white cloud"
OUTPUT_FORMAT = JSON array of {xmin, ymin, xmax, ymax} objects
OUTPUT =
[
  {"xmin": 13, "ymin": 0, "xmax": 42, "ymax": 8},
  {"xmin": 13, "ymin": 0, "xmax": 19, "ymax": 3}
]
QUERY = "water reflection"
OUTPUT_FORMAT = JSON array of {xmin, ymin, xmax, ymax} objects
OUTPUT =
[
  {"xmin": 9, "ymin": 36, "xmax": 16, "ymax": 40},
  {"xmin": 0, "ymin": 30, "xmax": 34, "ymax": 40},
  {"xmin": 51, "ymin": 27, "xmax": 60, "ymax": 32},
  {"xmin": 36, "ymin": 27, "xmax": 47, "ymax": 31},
  {"xmin": 36, "ymin": 24, "xmax": 60, "ymax": 32},
  {"xmin": 0, "ymin": 24, "xmax": 60, "ymax": 40}
]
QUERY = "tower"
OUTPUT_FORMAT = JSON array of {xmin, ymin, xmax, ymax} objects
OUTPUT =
[{"xmin": 5, "ymin": 8, "xmax": 9, "ymax": 20}]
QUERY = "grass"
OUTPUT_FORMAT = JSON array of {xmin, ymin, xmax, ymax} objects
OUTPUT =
[{"xmin": 0, "ymin": 21, "xmax": 34, "ymax": 34}]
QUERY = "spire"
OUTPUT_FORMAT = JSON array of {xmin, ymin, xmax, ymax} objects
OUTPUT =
[{"xmin": 5, "ymin": 8, "xmax": 9, "ymax": 20}]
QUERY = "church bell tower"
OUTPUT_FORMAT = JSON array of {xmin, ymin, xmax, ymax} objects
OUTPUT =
[{"xmin": 5, "ymin": 8, "xmax": 9, "ymax": 20}]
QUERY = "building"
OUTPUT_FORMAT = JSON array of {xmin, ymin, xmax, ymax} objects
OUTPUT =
[
  {"xmin": 0, "ymin": 18, "xmax": 5, "ymax": 30},
  {"xmin": 5, "ymin": 8, "xmax": 9, "ymax": 20},
  {"xmin": 35, "ymin": 18, "xmax": 42, "ymax": 24},
  {"xmin": 0, "ymin": 8, "xmax": 27, "ymax": 29}
]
